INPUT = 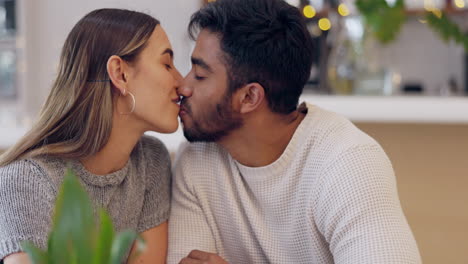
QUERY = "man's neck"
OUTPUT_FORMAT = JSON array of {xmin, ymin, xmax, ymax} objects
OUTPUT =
[{"xmin": 218, "ymin": 109, "xmax": 305, "ymax": 168}]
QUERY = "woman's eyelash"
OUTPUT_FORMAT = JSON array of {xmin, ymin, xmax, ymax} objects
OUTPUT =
[
  {"xmin": 195, "ymin": 76, "xmax": 205, "ymax": 81},
  {"xmin": 165, "ymin": 64, "xmax": 172, "ymax": 70}
]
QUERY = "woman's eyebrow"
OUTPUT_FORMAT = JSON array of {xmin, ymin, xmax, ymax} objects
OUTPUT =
[{"xmin": 161, "ymin": 48, "xmax": 174, "ymax": 59}]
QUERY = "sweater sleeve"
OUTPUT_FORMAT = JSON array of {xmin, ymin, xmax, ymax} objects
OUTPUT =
[
  {"xmin": 167, "ymin": 143, "xmax": 217, "ymax": 264},
  {"xmin": 136, "ymin": 136, "xmax": 172, "ymax": 233},
  {"xmin": 0, "ymin": 160, "xmax": 55, "ymax": 260},
  {"xmin": 313, "ymin": 144, "xmax": 422, "ymax": 264}
]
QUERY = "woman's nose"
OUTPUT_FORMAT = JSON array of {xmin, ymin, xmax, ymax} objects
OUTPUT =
[{"xmin": 173, "ymin": 69, "xmax": 183, "ymax": 88}]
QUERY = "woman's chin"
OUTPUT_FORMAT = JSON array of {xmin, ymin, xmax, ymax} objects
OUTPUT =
[
  {"xmin": 166, "ymin": 122, "xmax": 179, "ymax": 133},
  {"xmin": 150, "ymin": 121, "xmax": 179, "ymax": 134}
]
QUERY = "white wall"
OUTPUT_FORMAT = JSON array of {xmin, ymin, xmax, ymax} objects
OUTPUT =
[{"xmin": 17, "ymin": 0, "xmax": 200, "ymax": 119}]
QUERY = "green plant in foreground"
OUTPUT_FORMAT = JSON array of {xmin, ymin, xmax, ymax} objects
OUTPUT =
[{"xmin": 21, "ymin": 168, "xmax": 145, "ymax": 264}]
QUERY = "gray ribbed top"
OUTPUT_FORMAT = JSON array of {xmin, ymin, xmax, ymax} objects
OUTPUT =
[{"xmin": 0, "ymin": 135, "xmax": 171, "ymax": 260}]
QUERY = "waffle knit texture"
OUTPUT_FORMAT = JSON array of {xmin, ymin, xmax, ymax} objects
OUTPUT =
[
  {"xmin": 0, "ymin": 135, "xmax": 171, "ymax": 260},
  {"xmin": 168, "ymin": 102, "xmax": 421, "ymax": 264}
]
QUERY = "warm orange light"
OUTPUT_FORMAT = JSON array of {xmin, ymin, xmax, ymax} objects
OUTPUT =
[
  {"xmin": 432, "ymin": 8, "xmax": 443, "ymax": 18},
  {"xmin": 454, "ymin": 0, "xmax": 466, "ymax": 8},
  {"xmin": 303, "ymin": 5, "xmax": 316, "ymax": 18},
  {"xmin": 318, "ymin": 18, "xmax": 331, "ymax": 31},
  {"xmin": 423, "ymin": 0, "xmax": 434, "ymax": 11},
  {"xmin": 338, "ymin": 4, "xmax": 350, "ymax": 16}
]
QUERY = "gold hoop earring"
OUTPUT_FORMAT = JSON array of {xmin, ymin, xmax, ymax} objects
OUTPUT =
[{"xmin": 118, "ymin": 90, "xmax": 136, "ymax": 115}]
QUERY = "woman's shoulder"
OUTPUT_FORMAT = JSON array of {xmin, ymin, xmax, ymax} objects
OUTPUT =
[
  {"xmin": 0, "ymin": 158, "xmax": 56, "ymax": 257},
  {"xmin": 0, "ymin": 158, "xmax": 46, "ymax": 180},
  {"xmin": 0, "ymin": 158, "xmax": 56, "ymax": 200},
  {"xmin": 0, "ymin": 156, "xmax": 66, "ymax": 192},
  {"xmin": 130, "ymin": 135, "xmax": 171, "ymax": 190},
  {"xmin": 130, "ymin": 135, "xmax": 171, "ymax": 181},
  {"xmin": 137, "ymin": 135, "xmax": 171, "ymax": 164}
]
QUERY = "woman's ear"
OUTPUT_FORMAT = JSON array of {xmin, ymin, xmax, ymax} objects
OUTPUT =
[
  {"xmin": 237, "ymin": 83, "xmax": 265, "ymax": 114},
  {"xmin": 107, "ymin": 55, "xmax": 128, "ymax": 95}
]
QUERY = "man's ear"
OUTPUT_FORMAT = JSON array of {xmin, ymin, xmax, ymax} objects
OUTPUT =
[
  {"xmin": 237, "ymin": 83, "xmax": 265, "ymax": 114},
  {"xmin": 107, "ymin": 55, "xmax": 128, "ymax": 95}
]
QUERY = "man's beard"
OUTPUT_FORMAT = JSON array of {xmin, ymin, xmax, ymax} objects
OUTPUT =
[{"xmin": 180, "ymin": 92, "xmax": 243, "ymax": 143}]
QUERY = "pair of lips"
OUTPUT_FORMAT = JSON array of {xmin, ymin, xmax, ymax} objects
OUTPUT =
[
  {"xmin": 178, "ymin": 99, "xmax": 190, "ymax": 116},
  {"xmin": 172, "ymin": 96, "xmax": 182, "ymax": 105},
  {"xmin": 172, "ymin": 96, "xmax": 189, "ymax": 116}
]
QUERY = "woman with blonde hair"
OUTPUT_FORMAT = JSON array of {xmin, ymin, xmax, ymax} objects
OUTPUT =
[{"xmin": 0, "ymin": 8, "xmax": 182, "ymax": 264}]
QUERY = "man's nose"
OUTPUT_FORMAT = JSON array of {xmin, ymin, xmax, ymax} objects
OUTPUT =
[{"xmin": 177, "ymin": 77, "xmax": 193, "ymax": 97}]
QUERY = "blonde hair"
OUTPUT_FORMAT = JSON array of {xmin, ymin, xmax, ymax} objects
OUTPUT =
[{"xmin": 0, "ymin": 9, "xmax": 160, "ymax": 166}]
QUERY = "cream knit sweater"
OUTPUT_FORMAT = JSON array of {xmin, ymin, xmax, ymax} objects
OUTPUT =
[{"xmin": 168, "ymin": 103, "xmax": 421, "ymax": 264}]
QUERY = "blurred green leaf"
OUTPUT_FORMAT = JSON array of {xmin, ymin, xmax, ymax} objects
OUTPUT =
[
  {"xmin": 109, "ymin": 230, "xmax": 139, "ymax": 264},
  {"xmin": 92, "ymin": 210, "xmax": 115, "ymax": 264},
  {"xmin": 21, "ymin": 241, "xmax": 47, "ymax": 264},
  {"xmin": 356, "ymin": 0, "xmax": 405, "ymax": 44},
  {"xmin": 127, "ymin": 235, "xmax": 147, "ymax": 263},
  {"xmin": 49, "ymin": 168, "xmax": 95, "ymax": 264},
  {"xmin": 355, "ymin": 0, "xmax": 467, "ymax": 51},
  {"xmin": 22, "ymin": 168, "xmax": 144, "ymax": 264},
  {"xmin": 426, "ymin": 12, "xmax": 468, "ymax": 52}
]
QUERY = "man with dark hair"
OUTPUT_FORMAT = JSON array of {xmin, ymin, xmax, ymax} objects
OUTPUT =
[{"xmin": 168, "ymin": 0, "xmax": 421, "ymax": 263}]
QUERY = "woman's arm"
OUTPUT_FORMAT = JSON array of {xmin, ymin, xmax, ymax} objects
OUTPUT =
[
  {"xmin": 4, "ymin": 253, "xmax": 31, "ymax": 264},
  {"xmin": 128, "ymin": 222, "xmax": 168, "ymax": 264}
]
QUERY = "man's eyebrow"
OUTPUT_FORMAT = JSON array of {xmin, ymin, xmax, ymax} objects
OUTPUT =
[
  {"xmin": 191, "ymin": 57, "xmax": 213, "ymax": 73},
  {"xmin": 162, "ymin": 48, "xmax": 174, "ymax": 59}
]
